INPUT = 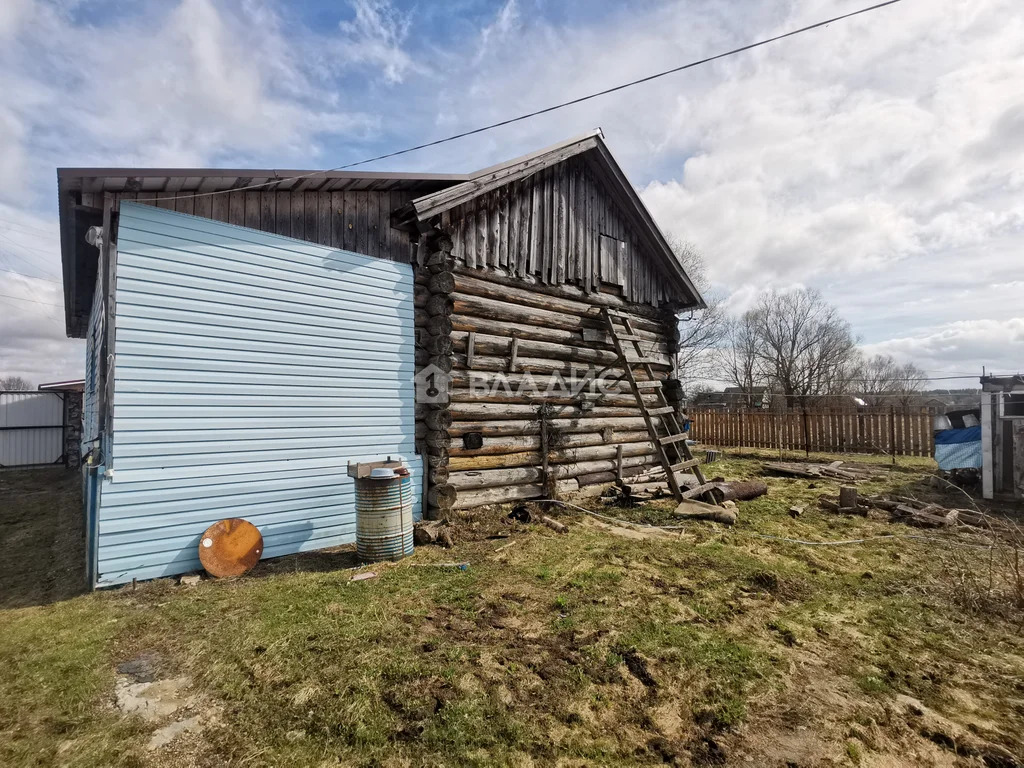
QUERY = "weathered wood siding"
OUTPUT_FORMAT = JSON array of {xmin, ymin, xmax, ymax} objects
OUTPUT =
[
  {"xmin": 81, "ymin": 190, "xmax": 418, "ymax": 263},
  {"xmin": 441, "ymin": 155, "xmax": 675, "ymax": 305}
]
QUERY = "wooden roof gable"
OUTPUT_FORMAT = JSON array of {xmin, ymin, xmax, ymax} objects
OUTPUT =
[{"xmin": 407, "ymin": 131, "xmax": 704, "ymax": 308}]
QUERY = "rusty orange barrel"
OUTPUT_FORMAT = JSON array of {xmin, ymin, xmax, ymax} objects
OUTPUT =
[{"xmin": 355, "ymin": 467, "xmax": 414, "ymax": 562}]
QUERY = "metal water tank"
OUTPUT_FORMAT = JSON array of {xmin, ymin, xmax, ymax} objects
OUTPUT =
[{"xmin": 355, "ymin": 466, "xmax": 414, "ymax": 562}]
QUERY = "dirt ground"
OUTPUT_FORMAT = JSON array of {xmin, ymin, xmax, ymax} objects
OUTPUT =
[
  {"xmin": 0, "ymin": 467, "xmax": 86, "ymax": 609},
  {"xmin": 1, "ymin": 451, "xmax": 1022, "ymax": 767}
]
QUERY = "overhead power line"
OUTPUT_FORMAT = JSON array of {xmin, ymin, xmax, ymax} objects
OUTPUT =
[
  {"xmin": 0, "ymin": 292, "xmax": 62, "ymax": 308},
  {"xmin": 0, "ymin": 267, "xmax": 61, "ymax": 284},
  {"xmin": 165, "ymin": 0, "xmax": 904, "ymax": 202}
]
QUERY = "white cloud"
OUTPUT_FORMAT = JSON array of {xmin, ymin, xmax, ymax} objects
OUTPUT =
[
  {"xmin": 862, "ymin": 318, "xmax": 1024, "ymax": 378},
  {"xmin": 2, "ymin": 0, "xmax": 1022, "ymax": 384},
  {"xmin": 0, "ymin": 0, "xmax": 385, "ymax": 382},
  {"xmin": 336, "ymin": 0, "xmax": 421, "ymax": 84}
]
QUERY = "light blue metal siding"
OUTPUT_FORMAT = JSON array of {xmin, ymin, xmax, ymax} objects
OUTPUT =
[{"xmin": 96, "ymin": 202, "xmax": 421, "ymax": 586}]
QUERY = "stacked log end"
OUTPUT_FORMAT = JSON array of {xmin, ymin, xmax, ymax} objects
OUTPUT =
[{"xmin": 417, "ymin": 233, "xmax": 457, "ymax": 520}]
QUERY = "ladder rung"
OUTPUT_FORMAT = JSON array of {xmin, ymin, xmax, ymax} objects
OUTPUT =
[
  {"xmin": 669, "ymin": 458, "xmax": 699, "ymax": 472},
  {"xmin": 634, "ymin": 380, "xmax": 662, "ymax": 390},
  {"xmin": 660, "ymin": 433, "xmax": 689, "ymax": 445},
  {"xmin": 605, "ymin": 308, "xmax": 630, "ymax": 318},
  {"xmin": 681, "ymin": 482, "xmax": 718, "ymax": 500},
  {"xmin": 646, "ymin": 406, "xmax": 676, "ymax": 416}
]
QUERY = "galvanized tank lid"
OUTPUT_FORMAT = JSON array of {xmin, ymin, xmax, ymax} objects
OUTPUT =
[{"xmin": 369, "ymin": 467, "xmax": 397, "ymax": 479}]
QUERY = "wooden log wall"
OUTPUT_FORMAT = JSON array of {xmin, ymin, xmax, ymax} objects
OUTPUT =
[
  {"xmin": 417, "ymin": 260, "xmax": 682, "ymax": 512},
  {"xmin": 440, "ymin": 154, "xmax": 674, "ymax": 305},
  {"xmin": 86, "ymin": 189, "xmax": 418, "ymax": 263}
]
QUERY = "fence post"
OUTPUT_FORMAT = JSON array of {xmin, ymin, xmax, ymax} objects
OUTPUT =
[{"xmin": 889, "ymin": 406, "xmax": 896, "ymax": 465}]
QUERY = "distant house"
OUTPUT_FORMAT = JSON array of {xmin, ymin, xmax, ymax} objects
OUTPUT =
[{"xmin": 57, "ymin": 131, "xmax": 705, "ymax": 586}]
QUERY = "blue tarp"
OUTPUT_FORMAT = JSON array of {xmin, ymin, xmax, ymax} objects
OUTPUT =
[
  {"xmin": 934, "ymin": 427, "xmax": 982, "ymax": 470},
  {"xmin": 934, "ymin": 425, "xmax": 981, "ymax": 445}
]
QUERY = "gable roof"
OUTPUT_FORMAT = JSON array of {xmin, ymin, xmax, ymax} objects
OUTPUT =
[
  {"xmin": 406, "ymin": 130, "xmax": 704, "ymax": 308},
  {"xmin": 57, "ymin": 133, "xmax": 703, "ymax": 337}
]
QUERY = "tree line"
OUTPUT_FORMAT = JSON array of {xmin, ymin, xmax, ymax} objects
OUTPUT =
[{"xmin": 668, "ymin": 238, "xmax": 928, "ymax": 408}]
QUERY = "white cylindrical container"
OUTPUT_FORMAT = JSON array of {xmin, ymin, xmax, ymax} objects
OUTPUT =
[{"xmin": 355, "ymin": 467, "xmax": 414, "ymax": 562}]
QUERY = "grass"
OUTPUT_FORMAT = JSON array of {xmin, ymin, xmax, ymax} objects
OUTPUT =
[{"xmin": 1, "ymin": 451, "xmax": 1023, "ymax": 766}]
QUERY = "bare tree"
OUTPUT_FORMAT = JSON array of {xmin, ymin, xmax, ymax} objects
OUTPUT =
[
  {"xmin": 853, "ymin": 354, "xmax": 927, "ymax": 407},
  {"xmin": 0, "ymin": 375, "xmax": 33, "ymax": 390},
  {"xmin": 666, "ymin": 235, "xmax": 727, "ymax": 386},
  {"xmin": 717, "ymin": 316, "xmax": 760, "ymax": 406},
  {"xmin": 744, "ymin": 288, "xmax": 858, "ymax": 407}
]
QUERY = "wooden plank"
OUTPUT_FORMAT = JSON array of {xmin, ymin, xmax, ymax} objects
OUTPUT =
[
  {"xmin": 477, "ymin": 193, "xmax": 488, "ymax": 270},
  {"xmin": 260, "ymin": 190, "xmax": 275, "ymax": 234},
  {"xmin": 228, "ymin": 191, "xmax": 244, "ymax": 227},
  {"xmin": 210, "ymin": 192, "xmax": 228, "ymax": 223},
  {"xmin": 368, "ymin": 192, "xmax": 382, "ymax": 259},
  {"xmin": 245, "ymin": 191, "xmax": 260, "ymax": 230},
  {"xmin": 194, "ymin": 192, "xmax": 212, "ymax": 220},
  {"xmin": 290, "ymin": 190, "xmax": 304, "ymax": 241},
  {"xmin": 488, "ymin": 190, "xmax": 499, "ymax": 268},
  {"xmin": 498, "ymin": 186, "xmax": 509, "ymax": 270},
  {"xmin": 556, "ymin": 160, "xmax": 567, "ymax": 283},
  {"xmin": 276, "ymin": 192, "xmax": 291, "ymax": 237},
  {"xmin": 330, "ymin": 191, "xmax": 345, "ymax": 248},
  {"xmin": 355, "ymin": 191, "xmax": 369, "ymax": 255},
  {"xmin": 529, "ymin": 176, "xmax": 542, "ymax": 276},
  {"xmin": 316, "ymin": 192, "xmax": 331, "ymax": 247},
  {"xmin": 304, "ymin": 191, "xmax": 318, "ymax": 245}
]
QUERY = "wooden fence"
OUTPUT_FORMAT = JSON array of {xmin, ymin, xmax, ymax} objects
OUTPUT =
[{"xmin": 690, "ymin": 407, "xmax": 936, "ymax": 457}]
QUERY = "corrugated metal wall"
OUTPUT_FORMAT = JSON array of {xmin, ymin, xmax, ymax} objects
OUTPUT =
[
  {"xmin": 0, "ymin": 392, "xmax": 64, "ymax": 466},
  {"xmin": 95, "ymin": 202, "xmax": 421, "ymax": 586},
  {"xmin": 83, "ymin": 273, "xmax": 104, "ymax": 454}
]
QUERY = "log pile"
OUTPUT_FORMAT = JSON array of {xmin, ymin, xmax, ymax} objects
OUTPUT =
[
  {"xmin": 603, "ymin": 477, "xmax": 767, "ymax": 507},
  {"xmin": 818, "ymin": 491, "xmax": 1003, "ymax": 530},
  {"xmin": 763, "ymin": 460, "xmax": 887, "ymax": 483}
]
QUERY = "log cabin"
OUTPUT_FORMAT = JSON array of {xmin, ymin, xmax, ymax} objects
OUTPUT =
[{"xmin": 57, "ymin": 130, "xmax": 704, "ymax": 586}]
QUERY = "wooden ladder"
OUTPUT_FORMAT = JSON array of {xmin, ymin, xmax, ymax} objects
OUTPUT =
[{"xmin": 601, "ymin": 308, "xmax": 717, "ymax": 504}]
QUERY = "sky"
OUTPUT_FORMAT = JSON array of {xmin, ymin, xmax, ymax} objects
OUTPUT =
[{"xmin": 0, "ymin": 0, "xmax": 1022, "ymax": 388}]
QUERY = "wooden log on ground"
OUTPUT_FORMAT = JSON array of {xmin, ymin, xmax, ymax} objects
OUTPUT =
[
  {"xmin": 710, "ymin": 480, "xmax": 768, "ymax": 503},
  {"xmin": 541, "ymin": 516, "xmax": 569, "ymax": 534},
  {"xmin": 413, "ymin": 521, "xmax": 453, "ymax": 548},
  {"xmin": 674, "ymin": 500, "xmax": 737, "ymax": 525}
]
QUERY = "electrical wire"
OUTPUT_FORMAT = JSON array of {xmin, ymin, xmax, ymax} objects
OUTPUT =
[
  {"xmin": 161, "ymin": 0, "xmax": 905, "ymax": 202},
  {"xmin": 0, "ymin": 292, "xmax": 62, "ymax": 308},
  {"xmin": 0, "ymin": 267, "xmax": 61, "ymax": 284}
]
